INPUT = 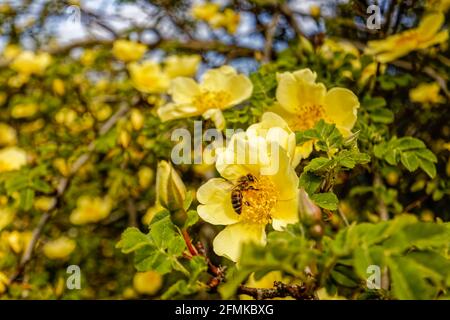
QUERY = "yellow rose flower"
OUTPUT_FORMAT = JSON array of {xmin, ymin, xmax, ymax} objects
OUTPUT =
[
  {"xmin": 70, "ymin": 195, "xmax": 112, "ymax": 225},
  {"xmin": 43, "ymin": 237, "xmax": 76, "ymax": 260},
  {"xmin": 366, "ymin": 12, "xmax": 448, "ymax": 63},
  {"xmin": 133, "ymin": 271, "xmax": 163, "ymax": 295},
  {"xmin": 310, "ymin": 5, "xmax": 321, "ymax": 19},
  {"xmin": 0, "ymin": 123, "xmax": 17, "ymax": 146},
  {"xmin": 197, "ymin": 132, "xmax": 299, "ymax": 262},
  {"xmin": 247, "ymin": 112, "xmax": 301, "ymax": 167},
  {"xmin": 0, "ymin": 146, "xmax": 27, "ymax": 172},
  {"xmin": 128, "ymin": 60, "xmax": 170, "ymax": 94},
  {"xmin": 272, "ymin": 69, "xmax": 359, "ymax": 159},
  {"xmin": 164, "ymin": 55, "xmax": 201, "ymax": 79},
  {"xmin": 273, "ymin": 68, "xmax": 359, "ymax": 135},
  {"xmin": 11, "ymin": 102, "xmax": 38, "ymax": 118},
  {"xmin": 409, "ymin": 82, "xmax": 445, "ymax": 104},
  {"xmin": 191, "ymin": 3, "xmax": 220, "ymax": 21},
  {"xmin": 157, "ymin": 66, "xmax": 253, "ymax": 130},
  {"xmin": 52, "ymin": 78, "xmax": 65, "ymax": 96},
  {"xmin": 112, "ymin": 39, "xmax": 147, "ymax": 62},
  {"xmin": 10, "ymin": 51, "xmax": 51, "ymax": 75}
]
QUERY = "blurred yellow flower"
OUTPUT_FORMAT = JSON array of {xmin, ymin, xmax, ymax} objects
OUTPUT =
[
  {"xmin": 34, "ymin": 196, "xmax": 56, "ymax": 212},
  {"xmin": 0, "ymin": 123, "xmax": 17, "ymax": 146},
  {"xmin": 192, "ymin": 3, "xmax": 240, "ymax": 33},
  {"xmin": 0, "ymin": 146, "xmax": 27, "ymax": 172},
  {"xmin": 112, "ymin": 39, "xmax": 147, "ymax": 62},
  {"xmin": 409, "ymin": 82, "xmax": 445, "ymax": 104},
  {"xmin": 43, "ymin": 237, "xmax": 76, "ymax": 260},
  {"xmin": 366, "ymin": 12, "xmax": 448, "ymax": 63},
  {"xmin": 138, "ymin": 166, "xmax": 154, "ymax": 189},
  {"xmin": 6, "ymin": 230, "xmax": 32, "ymax": 254},
  {"xmin": 128, "ymin": 61, "xmax": 170, "ymax": 93},
  {"xmin": 11, "ymin": 102, "xmax": 38, "ymax": 119},
  {"xmin": 2, "ymin": 44, "xmax": 21, "ymax": 60},
  {"xmin": 0, "ymin": 272, "xmax": 8, "ymax": 294},
  {"xmin": 197, "ymin": 132, "xmax": 299, "ymax": 262},
  {"xmin": 133, "ymin": 271, "xmax": 163, "ymax": 295},
  {"xmin": 70, "ymin": 196, "xmax": 112, "ymax": 225},
  {"xmin": 310, "ymin": 5, "xmax": 321, "ymax": 19},
  {"xmin": 52, "ymin": 78, "xmax": 65, "ymax": 96},
  {"xmin": 80, "ymin": 49, "xmax": 96, "ymax": 66},
  {"xmin": 157, "ymin": 66, "xmax": 252, "ymax": 130},
  {"xmin": 130, "ymin": 108, "xmax": 144, "ymax": 131},
  {"xmin": 212, "ymin": 9, "xmax": 240, "ymax": 34},
  {"xmin": 10, "ymin": 51, "xmax": 51, "ymax": 75},
  {"xmin": 427, "ymin": 0, "xmax": 450, "ymax": 12},
  {"xmin": 246, "ymin": 112, "xmax": 301, "ymax": 167},
  {"xmin": 0, "ymin": 207, "xmax": 15, "ymax": 231},
  {"xmin": 191, "ymin": 3, "xmax": 220, "ymax": 21},
  {"xmin": 164, "ymin": 55, "xmax": 201, "ymax": 78}
]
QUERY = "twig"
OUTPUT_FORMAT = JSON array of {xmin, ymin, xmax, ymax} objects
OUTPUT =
[
  {"xmin": 238, "ymin": 281, "xmax": 317, "ymax": 300},
  {"xmin": 263, "ymin": 13, "xmax": 280, "ymax": 63},
  {"xmin": 280, "ymin": 3, "xmax": 305, "ymax": 39}
]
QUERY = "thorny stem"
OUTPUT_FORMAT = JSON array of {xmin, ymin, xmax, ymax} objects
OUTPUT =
[{"xmin": 238, "ymin": 281, "xmax": 317, "ymax": 300}]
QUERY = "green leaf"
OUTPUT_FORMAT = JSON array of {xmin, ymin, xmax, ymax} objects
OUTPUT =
[
  {"xmin": 184, "ymin": 210, "xmax": 199, "ymax": 229},
  {"xmin": 418, "ymin": 158, "xmax": 436, "ymax": 178},
  {"xmin": 32, "ymin": 179, "xmax": 53, "ymax": 194},
  {"xmin": 116, "ymin": 227, "xmax": 152, "ymax": 254},
  {"xmin": 304, "ymin": 157, "xmax": 332, "ymax": 173},
  {"xmin": 311, "ymin": 192, "xmax": 338, "ymax": 210},
  {"xmin": 400, "ymin": 151, "xmax": 419, "ymax": 171},
  {"xmin": 369, "ymin": 108, "xmax": 394, "ymax": 124},
  {"xmin": 299, "ymin": 171, "xmax": 322, "ymax": 195},
  {"xmin": 19, "ymin": 188, "xmax": 35, "ymax": 211}
]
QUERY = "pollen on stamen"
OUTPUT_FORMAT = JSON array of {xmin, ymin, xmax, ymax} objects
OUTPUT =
[
  {"xmin": 291, "ymin": 104, "xmax": 327, "ymax": 131},
  {"xmin": 240, "ymin": 176, "xmax": 278, "ymax": 225},
  {"xmin": 192, "ymin": 91, "xmax": 231, "ymax": 112}
]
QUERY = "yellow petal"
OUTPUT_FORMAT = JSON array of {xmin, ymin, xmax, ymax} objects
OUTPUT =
[
  {"xmin": 213, "ymin": 222, "xmax": 266, "ymax": 262},
  {"xmin": 271, "ymin": 197, "xmax": 299, "ymax": 231},
  {"xmin": 417, "ymin": 13, "xmax": 444, "ymax": 40},
  {"xmin": 292, "ymin": 68, "xmax": 317, "ymax": 83},
  {"xmin": 157, "ymin": 102, "xmax": 200, "ymax": 122},
  {"xmin": 169, "ymin": 77, "xmax": 200, "ymax": 104},
  {"xmin": 202, "ymin": 108, "xmax": 226, "ymax": 130},
  {"xmin": 275, "ymin": 72, "xmax": 300, "ymax": 112},
  {"xmin": 266, "ymin": 144, "xmax": 299, "ymax": 200},
  {"xmin": 417, "ymin": 30, "xmax": 449, "ymax": 49},
  {"xmin": 197, "ymin": 178, "xmax": 240, "ymax": 225},
  {"xmin": 324, "ymin": 87, "xmax": 359, "ymax": 132}
]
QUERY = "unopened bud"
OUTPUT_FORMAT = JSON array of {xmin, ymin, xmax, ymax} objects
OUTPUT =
[
  {"xmin": 119, "ymin": 130, "xmax": 131, "ymax": 148},
  {"xmin": 138, "ymin": 166, "xmax": 154, "ymax": 189},
  {"xmin": 130, "ymin": 108, "xmax": 144, "ymax": 131},
  {"xmin": 298, "ymin": 188, "xmax": 322, "ymax": 226},
  {"xmin": 156, "ymin": 161, "xmax": 187, "ymax": 213}
]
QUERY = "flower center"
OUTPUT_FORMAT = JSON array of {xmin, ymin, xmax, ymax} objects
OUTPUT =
[
  {"xmin": 237, "ymin": 175, "xmax": 278, "ymax": 225},
  {"xmin": 290, "ymin": 104, "xmax": 327, "ymax": 131},
  {"xmin": 395, "ymin": 30, "xmax": 419, "ymax": 46},
  {"xmin": 192, "ymin": 91, "xmax": 231, "ymax": 112}
]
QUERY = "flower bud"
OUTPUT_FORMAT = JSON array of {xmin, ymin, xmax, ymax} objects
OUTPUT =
[
  {"xmin": 298, "ymin": 188, "xmax": 322, "ymax": 226},
  {"xmin": 138, "ymin": 166, "xmax": 154, "ymax": 189},
  {"xmin": 156, "ymin": 161, "xmax": 186, "ymax": 213},
  {"xmin": 133, "ymin": 271, "xmax": 163, "ymax": 296},
  {"xmin": 130, "ymin": 108, "xmax": 145, "ymax": 131}
]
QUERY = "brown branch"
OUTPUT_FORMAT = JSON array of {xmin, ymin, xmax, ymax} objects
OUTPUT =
[
  {"xmin": 238, "ymin": 281, "xmax": 317, "ymax": 300},
  {"xmin": 8, "ymin": 104, "xmax": 131, "ymax": 284},
  {"xmin": 263, "ymin": 12, "xmax": 280, "ymax": 63},
  {"xmin": 280, "ymin": 3, "xmax": 305, "ymax": 39}
]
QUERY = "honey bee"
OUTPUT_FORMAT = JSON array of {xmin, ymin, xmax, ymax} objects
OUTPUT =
[{"xmin": 230, "ymin": 174, "xmax": 258, "ymax": 215}]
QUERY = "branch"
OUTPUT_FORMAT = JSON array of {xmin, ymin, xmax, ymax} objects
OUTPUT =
[
  {"xmin": 238, "ymin": 281, "xmax": 317, "ymax": 300},
  {"xmin": 263, "ymin": 12, "xmax": 280, "ymax": 63}
]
